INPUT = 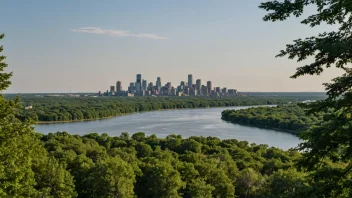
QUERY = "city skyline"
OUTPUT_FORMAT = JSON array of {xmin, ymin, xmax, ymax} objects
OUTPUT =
[
  {"xmin": 103, "ymin": 73, "xmax": 232, "ymax": 91},
  {"xmin": 102, "ymin": 73, "xmax": 238, "ymax": 97},
  {"xmin": 2, "ymin": 0, "xmax": 342, "ymax": 93}
]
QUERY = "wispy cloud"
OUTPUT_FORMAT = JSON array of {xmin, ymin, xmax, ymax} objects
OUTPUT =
[{"xmin": 71, "ymin": 27, "xmax": 168, "ymax": 40}]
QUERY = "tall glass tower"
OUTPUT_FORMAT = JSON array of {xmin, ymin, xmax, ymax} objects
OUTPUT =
[
  {"xmin": 136, "ymin": 74, "xmax": 142, "ymax": 83},
  {"xmin": 188, "ymin": 74, "xmax": 193, "ymax": 87}
]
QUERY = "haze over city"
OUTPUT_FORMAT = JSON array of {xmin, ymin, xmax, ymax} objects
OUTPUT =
[{"xmin": 2, "ymin": 0, "xmax": 342, "ymax": 93}]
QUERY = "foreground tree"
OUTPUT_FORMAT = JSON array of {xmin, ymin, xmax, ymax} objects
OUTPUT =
[
  {"xmin": 260, "ymin": 1, "xmax": 352, "ymax": 197},
  {"xmin": 0, "ymin": 34, "xmax": 77, "ymax": 197},
  {"xmin": 135, "ymin": 158, "xmax": 184, "ymax": 198},
  {"xmin": 236, "ymin": 168, "xmax": 264, "ymax": 198},
  {"xmin": 0, "ymin": 33, "xmax": 38, "ymax": 196},
  {"xmin": 89, "ymin": 156, "xmax": 136, "ymax": 198},
  {"xmin": 32, "ymin": 155, "xmax": 77, "ymax": 197}
]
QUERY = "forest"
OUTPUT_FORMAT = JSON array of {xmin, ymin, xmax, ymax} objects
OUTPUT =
[
  {"xmin": 18, "ymin": 96, "xmax": 299, "ymax": 122},
  {"xmin": 221, "ymin": 105, "xmax": 326, "ymax": 134},
  {"xmin": 2, "ymin": 0, "xmax": 352, "ymax": 196},
  {"xmin": 23, "ymin": 131, "xmax": 314, "ymax": 198}
]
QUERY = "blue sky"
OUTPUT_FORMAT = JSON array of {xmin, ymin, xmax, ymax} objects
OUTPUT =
[{"xmin": 1, "ymin": 0, "xmax": 342, "ymax": 93}]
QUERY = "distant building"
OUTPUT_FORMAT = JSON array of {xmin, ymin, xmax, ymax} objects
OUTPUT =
[
  {"xmin": 110, "ymin": 86, "xmax": 115, "ymax": 92},
  {"xmin": 116, "ymin": 81, "xmax": 122, "ymax": 92},
  {"xmin": 222, "ymin": 87, "xmax": 227, "ymax": 94},
  {"xmin": 128, "ymin": 82, "xmax": 135, "ymax": 93},
  {"xmin": 201, "ymin": 85, "xmax": 208, "ymax": 96},
  {"xmin": 156, "ymin": 77, "xmax": 162, "ymax": 88},
  {"xmin": 161, "ymin": 86, "xmax": 170, "ymax": 96},
  {"xmin": 25, "ymin": 106, "xmax": 33, "ymax": 110},
  {"xmin": 115, "ymin": 91, "xmax": 129, "ymax": 96},
  {"xmin": 196, "ymin": 79, "xmax": 201, "ymax": 95},
  {"xmin": 177, "ymin": 85, "xmax": 182, "ymax": 93},
  {"xmin": 190, "ymin": 88, "xmax": 196, "ymax": 96},
  {"xmin": 184, "ymin": 87, "xmax": 190, "ymax": 95},
  {"xmin": 194, "ymin": 90, "xmax": 198, "ymax": 96},
  {"xmin": 228, "ymin": 89, "xmax": 238, "ymax": 96},
  {"xmin": 148, "ymin": 82, "xmax": 153, "ymax": 91},
  {"xmin": 171, "ymin": 87, "xmax": 176, "ymax": 96},
  {"xmin": 136, "ymin": 74, "xmax": 142, "ymax": 83},
  {"xmin": 215, "ymin": 87, "xmax": 221, "ymax": 93},
  {"xmin": 210, "ymin": 90, "xmax": 216, "ymax": 97},
  {"xmin": 188, "ymin": 74, "xmax": 193, "ymax": 87},
  {"xmin": 142, "ymin": 80, "xmax": 147, "ymax": 91},
  {"xmin": 135, "ymin": 82, "xmax": 141, "ymax": 93},
  {"xmin": 206, "ymin": 81, "xmax": 212, "ymax": 95}
]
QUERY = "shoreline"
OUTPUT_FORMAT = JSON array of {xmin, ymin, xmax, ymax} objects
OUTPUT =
[
  {"xmin": 37, "ymin": 112, "xmax": 135, "ymax": 124},
  {"xmin": 37, "ymin": 104, "xmax": 277, "ymax": 124},
  {"xmin": 221, "ymin": 119, "xmax": 300, "ymax": 135}
]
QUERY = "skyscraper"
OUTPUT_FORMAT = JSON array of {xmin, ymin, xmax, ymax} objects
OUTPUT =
[
  {"xmin": 148, "ymin": 82, "xmax": 153, "ymax": 91},
  {"xmin": 135, "ymin": 82, "xmax": 141, "ymax": 93},
  {"xmin": 215, "ymin": 87, "xmax": 221, "ymax": 93},
  {"xmin": 201, "ymin": 85, "xmax": 208, "ymax": 96},
  {"xmin": 142, "ymin": 80, "xmax": 147, "ymax": 91},
  {"xmin": 128, "ymin": 82, "xmax": 135, "ymax": 93},
  {"xmin": 136, "ymin": 74, "xmax": 142, "ymax": 94},
  {"xmin": 116, "ymin": 81, "xmax": 122, "ymax": 92},
  {"xmin": 110, "ymin": 86, "xmax": 115, "ymax": 92},
  {"xmin": 156, "ymin": 77, "xmax": 161, "ymax": 89},
  {"xmin": 196, "ymin": 79, "xmax": 201, "ymax": 95},
  {"xmin": 166, "ymin": 82, "xmax": 171, "ymax": 88},
  {"xmin": 188, "ymin": 74, "xmax": 193, "ymax": 87},
  {"xmin": 136, "ymin": 74, "xmax": 142, "ymax": 83},
  {"xmin": 207, "ymin": 81, "xmax": 212, "ymax": 95}
]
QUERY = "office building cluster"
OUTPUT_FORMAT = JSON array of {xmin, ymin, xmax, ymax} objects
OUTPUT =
[{"xmin": 99, "ymin": 74, "xmax": 238, "ymax": 97}]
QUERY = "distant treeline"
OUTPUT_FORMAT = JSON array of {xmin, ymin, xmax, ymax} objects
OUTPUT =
[
  {"xmin": 18, "ymin": 96, "xmax": 298, "ymax": 122},
  {"xmin": 240, "ymin": 92, "xmax": 327, "ymax": 101},
  {"xmin": 222, "ymin": 105, "xmax": 326, "ymax": 134}
]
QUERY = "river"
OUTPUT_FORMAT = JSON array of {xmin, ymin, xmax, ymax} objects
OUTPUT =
[{"xmin": 35, "ymin": 106, "xmax": 301, "ymax": 150}]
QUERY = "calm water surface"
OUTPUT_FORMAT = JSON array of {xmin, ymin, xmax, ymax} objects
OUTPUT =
[{"xmin": 36, "ymin": 106, "xmax": 301, "ymax": 150}]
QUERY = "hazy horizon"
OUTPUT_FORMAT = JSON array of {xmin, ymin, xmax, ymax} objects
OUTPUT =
[{"xmin": 2, "ymin": 0, "xmax": 343, "ymax": 93}]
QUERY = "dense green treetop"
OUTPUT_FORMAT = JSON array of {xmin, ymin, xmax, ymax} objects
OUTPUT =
[
  {"xmin": 0, "ymin": 34, "xmax": 76, "ymax": 197},
  {"xmin": 260, "ymin": 1, "xmax": 352, "ymax": 196},
  {"xmin": 222, "ymin": 105, "xmax": 327, "ymax": 134},
  {"xmin": 39, "ymin": 131, "xmax": 310, "ymax": 198}
]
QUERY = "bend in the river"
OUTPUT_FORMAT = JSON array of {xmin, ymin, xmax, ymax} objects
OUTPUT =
[{"xmin": 36, "ymin": 106, "xmax": 301, "ymax": 150}]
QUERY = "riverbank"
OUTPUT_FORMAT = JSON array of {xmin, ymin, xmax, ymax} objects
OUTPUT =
[
  {"xmin": 35, "ymin": 106, "xmax": 301, "ymax": 150},
  {"xmin": 221, "ymin": 120, "xmax": 299, "ymax": 135},
  {"xmin": 37, "ymin": 112, "xmax": 136, "ymax": 124},
  {"xmin": 220, "ymin": 105, "xmax": 320, "ymax": 136},
  {"xmin": 37, "ymin": 105, "xmax": 276, "ymax": 124},
  {"xmin": 22, "ymin": 96, "xmax": 297, "ymax": 124},
  {"xmin": 37, "ymin": 116, "xmax": 116, "ymax": 124}
]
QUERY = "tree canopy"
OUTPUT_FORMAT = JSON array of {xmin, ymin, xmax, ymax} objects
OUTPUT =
[
  {"xmin": 260, "ymin": 1, "xmax": 352, "ymax": 197},
  {"xmin": 222, "ymin": 105, "xmax": 327, "ymax": 134},
  {"xmin": 39, "ymin": 131, "xmax": 306, "ymax": 197},
  {"xmin": 0, "ymin": 34, "xmax": 76, "ymax": 197}
]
